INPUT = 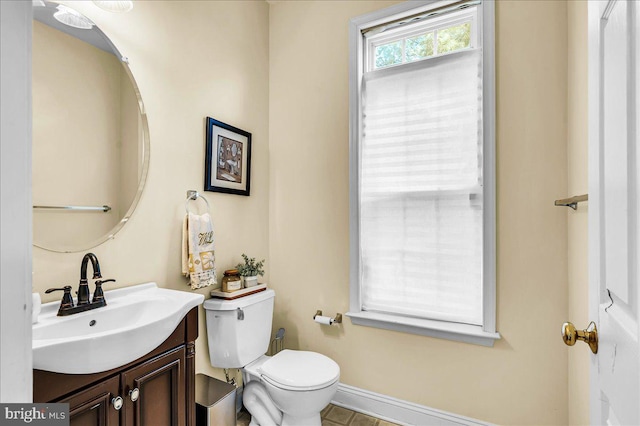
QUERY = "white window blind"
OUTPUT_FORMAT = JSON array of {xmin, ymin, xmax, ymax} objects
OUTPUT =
[{"xmin": 359, "ymin": 48, "xmax": 483, "ymax": 325}]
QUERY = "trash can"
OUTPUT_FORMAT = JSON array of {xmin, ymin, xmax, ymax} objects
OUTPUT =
[{"xmin": 195, "ymin": 374, "xmax": 237, "ymax": 426}]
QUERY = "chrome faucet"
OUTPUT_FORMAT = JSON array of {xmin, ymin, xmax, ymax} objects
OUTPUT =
[
  {"xmin": 45, "ymin": 252, "xmax": 116, "ymax": 316},
  {"xmin": 79, "ymin": 253, "xmax": 102, "ymax": 305}
]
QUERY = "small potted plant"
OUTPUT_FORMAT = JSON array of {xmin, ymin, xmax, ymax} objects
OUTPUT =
[{"xmin": 235, "ymin": 254, "xmax": 265, "ymax": 288}]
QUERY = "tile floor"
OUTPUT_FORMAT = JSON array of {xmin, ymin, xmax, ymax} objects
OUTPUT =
[
  {"xmin": 236, "ymin": 409, "xmax": 251, "ymax": 426},
  {"xmin": 320, "ymin": 404, "xmax": 400, "ymax": 426},
  {"xmin": 236, "ymin": 404, "xmax": 400, "ymax": 426}
]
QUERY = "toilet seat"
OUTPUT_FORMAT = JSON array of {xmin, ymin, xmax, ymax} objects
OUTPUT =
[{"xmin": 259, "ymin": 349, "xmax": 340, "ymax": 391}]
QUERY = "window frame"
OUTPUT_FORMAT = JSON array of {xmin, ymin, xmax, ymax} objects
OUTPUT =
[
  {"xmin": 367, "ymin": 8, "xmax": 479, "ymax": 71},
  {"xmin": 347, "ymin": 0, "xmax": 499, "ymax": 347}
]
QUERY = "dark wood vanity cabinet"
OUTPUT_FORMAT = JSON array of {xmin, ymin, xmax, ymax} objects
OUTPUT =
[
  {"xmin": 34, "ymin": 308, "xmax": 198, "ymax": 426},
  {"xmin": 122, "ymin": 347, "xmax": 185, "ymax": 426},
  {"xmin": 64, "ymin": 375, "xmax": 120, "ymax": 426}
]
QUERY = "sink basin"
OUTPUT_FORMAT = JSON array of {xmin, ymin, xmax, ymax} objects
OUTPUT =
[{"xmin": 33, "ymin": 282, "xmax": 204, "ymax": 374}]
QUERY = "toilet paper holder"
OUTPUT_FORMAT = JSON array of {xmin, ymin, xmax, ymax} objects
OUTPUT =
[{"xmin": 313, "ymin": 310, "xmax": 342, "ymax": 325}]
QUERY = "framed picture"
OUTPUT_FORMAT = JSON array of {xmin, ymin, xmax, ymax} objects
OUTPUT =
[{"xmin": 204, "ymin": 117, "xmax": 251, "ymax": 196}]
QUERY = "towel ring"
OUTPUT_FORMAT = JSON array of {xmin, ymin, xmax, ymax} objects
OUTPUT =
[{"xmin": 185, "ymin": 190, "xmax": 210, "ymax": 214}]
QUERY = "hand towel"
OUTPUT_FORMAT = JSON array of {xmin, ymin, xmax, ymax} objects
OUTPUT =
[{"xmin": 182, "ymin": 212, "xmax": 217, "ymax": 289}]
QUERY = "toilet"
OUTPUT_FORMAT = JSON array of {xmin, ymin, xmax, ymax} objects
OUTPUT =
[{"xmin": 203, "ymin": 289, "xmax": 340, "ymax": 426}]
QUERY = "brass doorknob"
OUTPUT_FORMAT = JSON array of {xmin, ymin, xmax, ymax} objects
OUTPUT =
[{"xmin": 562, "ymin": 321, "xmax": 598, "ymax": 354}]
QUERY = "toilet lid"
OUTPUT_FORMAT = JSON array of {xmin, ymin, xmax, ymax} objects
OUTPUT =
[{"xmin": 260, "ymin": 350, "xmax": 340, "ymax": 391}]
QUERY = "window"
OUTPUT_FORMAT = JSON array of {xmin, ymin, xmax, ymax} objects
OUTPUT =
[
  {"xmin": 347, "ymin": 0, "xmax": 498, "ymax": 346},
  {"xmin": 371, "ymin": 14, "xmax": 474, "ymax": 70}
]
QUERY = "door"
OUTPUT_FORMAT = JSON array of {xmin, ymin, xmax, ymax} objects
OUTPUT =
[
  {"xmin": 122, "ymin": 346, "xmax": 186, "ymax": 426},
  {"xmin": 0, "ymin": 0, "xmax": 32, "ymax": 403},
  {"xmin": 588, "ymin": 0, "xmax": 639, "ymax": 424},
  {"xmin": 61, "ymin": 375, "xmax": 121, "ymax": 426}
]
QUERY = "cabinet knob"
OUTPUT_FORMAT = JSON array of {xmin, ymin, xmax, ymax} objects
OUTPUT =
[
  {"xmin": 129, "ymin": 387, "xmax": 140, "ymax": 402},
  {"xmin": 112, "ymin": 396, "xmax": 123, "ymax": 410}
]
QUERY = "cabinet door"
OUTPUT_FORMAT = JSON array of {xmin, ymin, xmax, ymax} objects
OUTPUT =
[
  {"xmin": 60, "ymin": 375, "xmax": 121, "ymax": 426},
  {"xmin": 122, "ymin": 346, "xmax": 186, "ymax": 426}
]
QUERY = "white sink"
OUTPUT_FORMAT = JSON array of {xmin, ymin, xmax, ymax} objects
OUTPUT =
[{"xmin": 33, "ymin": 282, "xmax": 204, "ymax": 374}]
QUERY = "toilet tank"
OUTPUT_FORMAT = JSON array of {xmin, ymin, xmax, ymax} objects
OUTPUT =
[{"xmin": 203, "ymin": 289, "xmax": 275, "ymax": 368}]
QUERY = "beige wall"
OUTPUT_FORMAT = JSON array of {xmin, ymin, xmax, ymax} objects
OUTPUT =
[
  {"xmin": 269, "ymin": 1, "xmax": 569, "ymax": 424},
  {"xmin": 567, "ymin": 1, "xmax": 589, "ymax": 425},
  {"xmin": 32, "ymin": 0, "xmax": 270, "ymax": 385}
]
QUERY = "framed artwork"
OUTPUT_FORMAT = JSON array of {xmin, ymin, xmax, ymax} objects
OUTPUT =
[{"xmin": 204, "ymin": 117, "xmax": 251, "ymax": 196}]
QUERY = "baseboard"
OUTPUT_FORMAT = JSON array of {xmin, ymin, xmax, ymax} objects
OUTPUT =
[{"xmin": 331, "ymin": 383, "xmax": 492, "ymax": 426}]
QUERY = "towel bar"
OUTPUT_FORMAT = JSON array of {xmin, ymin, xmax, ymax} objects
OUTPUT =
[
  {"xmin": 33, "ymin": 205, "xmax": 111, "ymax": 212},
  {"xmin": 185, "ymin": 190, "xmax": 210, "ymax": 213},
  {"xmin": 554, "ymin": 194, "xmax": 588, "ymax": 210}
]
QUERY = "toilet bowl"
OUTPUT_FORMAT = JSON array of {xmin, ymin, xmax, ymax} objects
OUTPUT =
[
  {"xmin": 247, "ymin": 350, "xmax": 339, "ymax": 426},
  {"xmin": 203, "ymin": 290, "xmax": 340, "ymax": 426}
]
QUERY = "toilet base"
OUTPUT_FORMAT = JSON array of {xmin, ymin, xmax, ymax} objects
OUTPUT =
[
  {"xmin": 243, "ymin": 381, "xmax": 282, "ymax": 426},
  {"xmin": 281, "ymin": 413, "xmax": 320, "ymax": 426},
  {"xmin": 242, "ymin": 381, "xmax": 323, "ymax": 426}
]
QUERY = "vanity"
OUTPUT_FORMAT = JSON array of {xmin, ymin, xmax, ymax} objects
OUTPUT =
[
  {"xmin": 33, "ymin": 283, "xmax": 204, "ymax": 426},
  {"xmin": 34, "ymin": 310, "xmax": 197, "ymax": 426}
]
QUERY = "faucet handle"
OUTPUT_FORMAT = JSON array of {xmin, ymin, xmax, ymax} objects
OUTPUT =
[
  {"xmin": 45, "ymin": 286, "xmax": 74, "ymax": 310},
  {"xmin": 92, "ymin": 279, "xmax": 116, "ymax": 304}
]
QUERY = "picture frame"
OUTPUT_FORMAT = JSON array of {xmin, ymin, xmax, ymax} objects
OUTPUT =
[{"xmin": 204, "ymin": 117, "xmax": 252, "ymax": 196}]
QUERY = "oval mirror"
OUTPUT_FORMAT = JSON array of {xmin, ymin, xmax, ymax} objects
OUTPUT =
[{"xmin": 32, "ymin": 1, "xmax": 149, "ymax": 253}]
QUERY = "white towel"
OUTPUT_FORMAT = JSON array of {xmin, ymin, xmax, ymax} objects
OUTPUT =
[{"xmin": 182, "ymin": 212, "xmax": 217, "ymax": 289}]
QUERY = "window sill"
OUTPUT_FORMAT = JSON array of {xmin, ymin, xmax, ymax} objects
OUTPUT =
[{"xmin": 345, "ymin": 311, "xmax": 500, "ymax": 347}]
